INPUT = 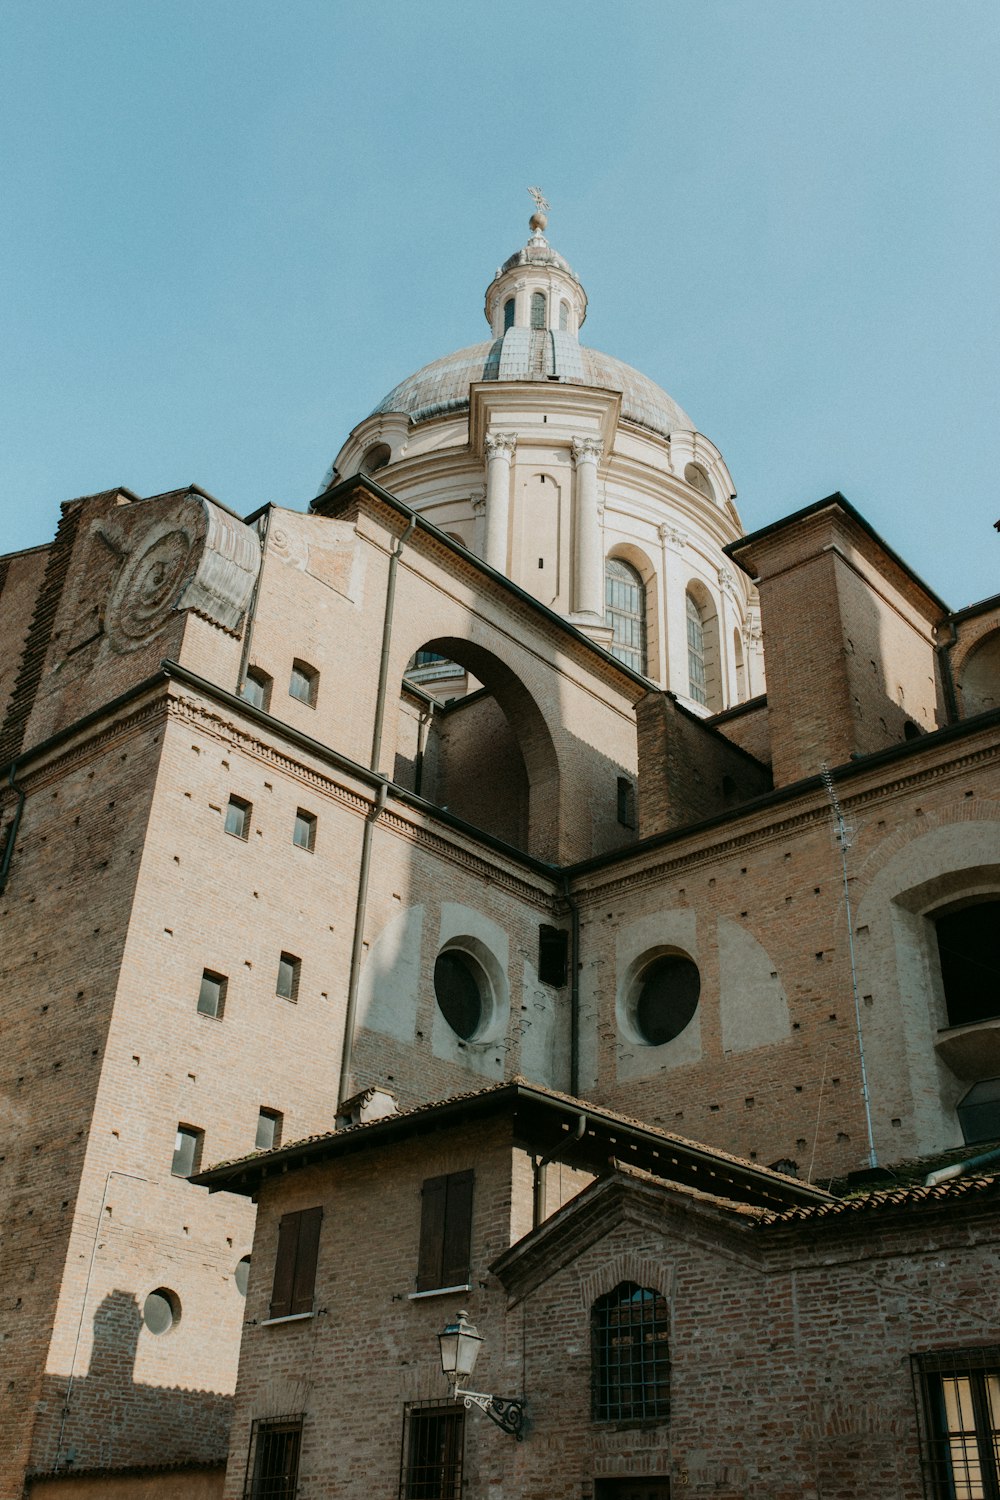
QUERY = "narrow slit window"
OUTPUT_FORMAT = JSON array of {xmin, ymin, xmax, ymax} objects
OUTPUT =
[{"xmin": 276, "ymin": 953, "xmax": 301, "ymax": 1002}]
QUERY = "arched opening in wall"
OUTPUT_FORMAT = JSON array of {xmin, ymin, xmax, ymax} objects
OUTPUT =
[
  {"xmin": 530, "ymin": 291, "xmax": 547, "ymax": 330},
  {"xmin": 685, "ymin": 583, "xmax": 722, "ymax": 711},
  {"xmin": 733, "ymin": 627, "xmax": 746, "ymax": 703},
  {"xmin": 684, "ymin": 463, "xmax": 715, "ymax": 502},
  {"xmin": 360, "ymin": 443, "xmax": 392, "ymax": 476},
  {"xmin": 958, "ymin": 630, "xmax": 1000, "ymax": 716},
  {"xmin": 394, "ymin": 636, "xmax": 561, "ymax": 859},
  {"xmin": 605, "ymin": 557, "xmax": 648, "ymax": 674},
  {"xmin": 503, "ymin": 297, "xmax": 515, "ymax": 331},
  {"xmin": 934, "ymin": 899, "xmax": 1000, "ymax": 1028},
  {"xmin": 559, "ymin": 299, "xmax": 570, "ymax": 332}
]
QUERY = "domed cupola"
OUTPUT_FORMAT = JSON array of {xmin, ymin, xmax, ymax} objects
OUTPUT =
[
  {"xmin": 324, "ymin": 199, "xmax": 764, "ymax": 710},
  {"xmin": 484, "ymin": 191, "xmax": 588, "ymax": 345}
]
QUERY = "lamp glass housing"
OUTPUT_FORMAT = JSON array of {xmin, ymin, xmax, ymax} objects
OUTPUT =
[{"xmin": 438, "ymin": 1309, "xmax": 483, "ymax": 1382}]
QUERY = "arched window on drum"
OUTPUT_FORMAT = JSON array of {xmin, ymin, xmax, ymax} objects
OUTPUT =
[{"xmin": 605, "ymin": 558, "xmax": 647, "ymax": 674}]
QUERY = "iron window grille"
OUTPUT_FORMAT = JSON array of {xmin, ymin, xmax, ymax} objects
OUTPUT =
[
  {"xmin": 592, "ymin": 1282, "xmax": 670, "ymax": 1423},
  {"xmin": 399, "ymin": 1401, "xmax": 464, "ymax": 1500},
  {"xmin": 243, "ymin": 1414, "xmax": 303, "ymax": 1500},
  {"xmin": 913, "ymin": 1347, "xmax": 1000, "ymax": 1499}
]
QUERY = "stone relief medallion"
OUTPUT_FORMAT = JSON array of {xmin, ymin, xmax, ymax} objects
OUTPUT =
[{"xmin": 107, "ymin": 526, "xmax": 198, "ymax": 649}]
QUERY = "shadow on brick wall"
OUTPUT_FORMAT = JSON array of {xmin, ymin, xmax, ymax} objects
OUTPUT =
[{"xmin": 31, "ymin": 1290, "xmax": 232, "ymax": 1477}]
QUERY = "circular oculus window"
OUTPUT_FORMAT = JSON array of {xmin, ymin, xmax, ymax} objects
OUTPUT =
[
  {"xmin": 143, "ymin": 1287, "xmax": 180, "ymax": 1336},
  {"xmin": 434, "ymin": 950, "xmax": 487, "ymax": 1041},
  {"xmin": 633, "ymin": 955, "xmax": 701, "ymax": 1046}
]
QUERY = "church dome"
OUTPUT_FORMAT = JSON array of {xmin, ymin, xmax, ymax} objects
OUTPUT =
[{"xmin": 370, "ymin": 337, "xmax": 694, "ymax": 440}]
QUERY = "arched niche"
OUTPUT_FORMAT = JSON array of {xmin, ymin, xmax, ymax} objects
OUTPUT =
[
  {"xmin": 395, "ymin": 635, "xmax": 561, "ymax": 860},
  {"xmin": 958, "ymin": 629, "xmax": 1000, "ymax": 717}
]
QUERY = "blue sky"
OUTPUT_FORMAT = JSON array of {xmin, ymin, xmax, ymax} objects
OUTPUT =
[{"xmin": 2, "ymin": 1, "xmax": 997, "ymax": 607}]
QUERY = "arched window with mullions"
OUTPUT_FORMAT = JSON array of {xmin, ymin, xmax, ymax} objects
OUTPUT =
[
  {"xmin": 605, "ymin": 558, "xmax": 647, "ymax": 674},
  {"xmin": 503, "ymin": 297, "xmax": 515, "ymax": 331},
  {"xmin": 592, "ymin": 1282, "xmax": 670, "ymax": 1422},
  {"xmin": 687, "ymin": 591, "xmax": 708, "ymax": 704},
  {"xmin": 530, "ymin": 291, "xmax": 546, "ymax": 329}
]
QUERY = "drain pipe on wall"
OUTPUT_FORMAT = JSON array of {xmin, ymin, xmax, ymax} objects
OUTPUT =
[
  {"xmin": 339, "ymin": 514, "xmax": 417, "ymax": 1108},
  {"xmin": 370, "ymin": 515, "xmax": 416, "ymax": 775},
  {"xmin": 562, "ymin": 875, "xmax": 581, "ymax": 1098},
  {"xmin": 338, "ymin": 781, "xmax": 388, "ymax": 1109}
]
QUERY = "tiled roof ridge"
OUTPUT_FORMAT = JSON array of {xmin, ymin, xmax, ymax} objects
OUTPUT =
[{"xmin": 762, "ymin": 1171, "xmax": 1000, "ymax": 1226}]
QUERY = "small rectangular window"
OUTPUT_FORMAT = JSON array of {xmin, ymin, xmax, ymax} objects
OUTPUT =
[
  {"xmin": 269, "ymin": 1206, "xmax": 322, "ymax": 1319},
  {"xmin": 256, "ymin": 1108, "xmax": 282, "ymax": 1151},
  {"xmin": 401, "ymin": 1403, "xmax": 464, "ymax": 1500},
  {"xmin": 276, "ymin": 953, "xmax": 300, "ymax": 1002},
  {"xmin": 171, "ymin": 1125, "xmax": 203, "ymax": 1178},
  {"xmin": 225, "ymin": 796, "xmax": 252, "ymax": 839},
  {"xmin": 538, "ymin": 925, "xmax": 568, "ymax": 987},
  {"xmin": 617, "ymin": 776, "xmax": 636, "ymax": 829},
  {"xmin": 197, "ymin": 969, "xmax": 227, "ymax": 1019},
  {"xmin": 292, "ymin": 809, "xmax": 316, "ymax": 851},
  {"xmin": 416, "ymin": 1170, "xmax": 473, "ymax": 1292},
  {"xmin": 244, "ymin": 1414, "xmax": 303, "ymax": 1500},
  {"xmin": 289, "ymin": 660, "xmax": 318, "ymax": 707},
  {"xmin": 241, "ymin": 668, "xmax": 271, "ymax": 712}
]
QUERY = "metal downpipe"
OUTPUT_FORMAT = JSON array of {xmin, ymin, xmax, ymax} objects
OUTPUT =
[{"xmin": 338, "ymin": 782, "xmax": 388, "ymax": 1109}]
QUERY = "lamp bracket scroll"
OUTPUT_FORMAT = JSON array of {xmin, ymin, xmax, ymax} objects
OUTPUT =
[{"xmin": 454, "ymin": 1386, "xmax": 525, "ymax": 1439}]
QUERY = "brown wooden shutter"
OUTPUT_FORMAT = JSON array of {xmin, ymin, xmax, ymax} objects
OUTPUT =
[
  {"xmin": 416, "ymin": 1175, "xmax": 448, "ymax": 1291},
  {"xmin": 290, "ymin": 1206, "xmax": 322, "ymax": 1315},
  {"xmin": 440, "ymin": 1170, "xmax": 474, "ymax": 1289},
  {"xmin": 270, "ymin": 1212, "xmax": 300, "ymax": 1318}
]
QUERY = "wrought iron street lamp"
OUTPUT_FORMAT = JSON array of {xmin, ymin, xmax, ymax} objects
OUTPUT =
[{"xmin": 437, "ymin": 1310, "xmax": 525, "ymax": 1440}]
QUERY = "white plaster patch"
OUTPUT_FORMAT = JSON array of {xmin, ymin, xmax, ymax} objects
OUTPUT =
[
  {"xmin": 356, "ymin": 906, "xmax": 424, "ymax": 1042},
  {"xmin": 615, "ymin": 908, "xmax": 701, "ymax": 1081},
  {"xmin": 432, "ymin": 904, "xmax": 510, "ymax": 1078},
  {"xmin": 717, "ymin": 916, "xmax": 790, "ymax": 1053}
]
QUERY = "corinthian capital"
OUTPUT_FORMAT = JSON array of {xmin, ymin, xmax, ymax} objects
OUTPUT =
[
  {"xmin": 571, "ymin": 436, "xmax": 603, "ymax": 466},
  {"xmin": 485, "ymin": 431, "xmax": 517, "ymax": 461}
]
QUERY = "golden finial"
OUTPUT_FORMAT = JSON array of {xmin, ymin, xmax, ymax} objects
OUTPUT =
[{"xmin": 527, "ymin": 185, "xmax": 549, "ymax": 234}]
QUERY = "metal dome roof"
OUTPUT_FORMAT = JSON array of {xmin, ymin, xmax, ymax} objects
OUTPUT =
[{"xmin": 370, "ymin": 334, "xmax": 694, "ymax": 439}]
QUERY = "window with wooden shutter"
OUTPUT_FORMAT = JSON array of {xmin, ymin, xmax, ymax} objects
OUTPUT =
[
  {"xmin": 416, "ymin": 1171, "xmax": 473, "ymax": 1292},
  {"xmin": 269, "ymin": 1206, "xmax": 322, "ymax": 1319}
]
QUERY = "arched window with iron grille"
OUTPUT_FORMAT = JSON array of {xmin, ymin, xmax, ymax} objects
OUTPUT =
[{"xmin": 591, "ymin": 1281, "xmax": 670, "ymax": 1422}]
